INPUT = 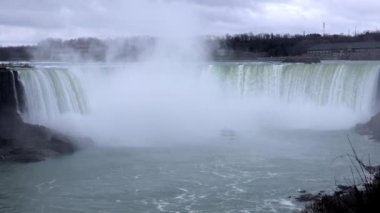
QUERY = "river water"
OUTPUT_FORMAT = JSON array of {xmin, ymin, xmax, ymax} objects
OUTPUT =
[{"xmin": 1, "ymin": 131, "xmax": 380, "ymax": 212}]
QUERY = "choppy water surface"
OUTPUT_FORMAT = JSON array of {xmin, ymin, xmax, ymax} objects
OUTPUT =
[{"xmin": 1, "ymin": 130, "xmax": 380, "ymax": 213}]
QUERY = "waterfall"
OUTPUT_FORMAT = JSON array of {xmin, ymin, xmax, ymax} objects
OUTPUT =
[
  {"xmin": 9, "ymin": 71, "xmax": 20, "ymax": 112},
  {"xmin": 10, "ymin": 61, "xmax": 380, "ymax": 134},
  {"xmin": 16, "ymin": 66, "xmax": 88, "ymax": 124},
  {"xmin": 209, "ymin": 62, "xmax": 380, "ymax": 113}
]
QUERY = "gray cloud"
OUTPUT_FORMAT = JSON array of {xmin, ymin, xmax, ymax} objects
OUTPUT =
[{"xmin": 0, "ymin": 0, "xmax": 380, "ymax": 45}]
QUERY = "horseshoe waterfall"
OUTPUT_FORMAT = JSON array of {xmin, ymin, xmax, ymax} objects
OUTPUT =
[{"xmin": 2, "ymin": 61, "xmax": 380, "ymax": 213}]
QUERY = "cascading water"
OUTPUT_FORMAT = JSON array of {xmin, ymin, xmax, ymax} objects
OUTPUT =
[
  {"xmin": 15, "ymin": 66, "xmax": 88, "ymax": 124},
  {"xmin": 209, "ymin": 62, "xmax": 380, "ymax": 113},
  {"xmin": 11, "ymin": 61, "xmax": 380, "ymax": 138},
  {"xmin": 9, "ymin": 71, "xmax": 20, "ymax": 112}
]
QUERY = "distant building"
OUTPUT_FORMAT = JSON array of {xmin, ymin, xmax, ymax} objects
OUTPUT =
[{"xmin": 307, "ymin": 42, "xmax": 380, "ymax": 60}]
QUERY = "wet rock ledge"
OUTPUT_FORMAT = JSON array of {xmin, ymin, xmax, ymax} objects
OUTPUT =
[
  {"xmin": 356, "ymin": 112, "xmax": 380, "ymax": 141},
  {"xmin": 0, "ymin": 66, "xmax": 85, "ymax": 163}
]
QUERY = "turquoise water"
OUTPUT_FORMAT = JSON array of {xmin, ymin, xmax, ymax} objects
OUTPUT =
[{"xmin": 1, "ymin": 130, "xmax": 379, "ymax": 213}]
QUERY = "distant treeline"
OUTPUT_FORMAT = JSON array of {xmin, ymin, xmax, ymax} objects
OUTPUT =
[
  {"xmin": 0, "ymin": 46, "xmax": 35, "ymax": 61},
  {"xmin": 2, "ymin": 31, "xmax": 380, "ymax": 61},
  {"xmin": 210, "ymin": 31, "xmax": 380, "ymax": 59},
  {"xmin": 0, "ymin": 37, "xmax": 155, "ymax": 62}
]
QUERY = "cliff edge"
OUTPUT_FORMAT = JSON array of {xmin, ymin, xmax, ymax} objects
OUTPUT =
[{"xmin": 0, "ymin": 66, "xmax": 83, "ymax": 163}]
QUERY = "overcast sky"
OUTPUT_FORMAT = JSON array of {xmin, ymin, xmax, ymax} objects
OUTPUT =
[{"xmin": 1, "ymin": 0, "xmax": 380, "ymax": 45}]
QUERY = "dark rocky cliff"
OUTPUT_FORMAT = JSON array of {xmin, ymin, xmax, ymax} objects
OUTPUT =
[
  {"xmin": 0, "ymin": 68, "xmax": 24, "ymax": 115},
  {"xmin": 0, "ymin": 67, "xmax": 80, "ymax": 163},
  {"xmin": 355, "ymin": 74, "xmax": 380, "ymax": 141},
  {"xmin": 356, "ymin": 113, "xmax": 380, "ymax": 141}
]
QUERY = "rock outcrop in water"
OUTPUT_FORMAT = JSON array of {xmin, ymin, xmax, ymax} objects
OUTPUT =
[
  {"xmin": 0, "ymin": 66, "xmax": 82, "ymax": 163},
  {"xmin": 355, "ymin": 112, "xmax": 380, "ymax": 141}
]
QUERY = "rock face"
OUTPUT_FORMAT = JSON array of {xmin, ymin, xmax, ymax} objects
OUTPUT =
[
  {"xmin": 0, "ymin": 113, "xmax": 76, "ymax": 162},
  {"xmin": 0, "ymin": 66, "xmax": 80, "ymax": 163},
  {"xmin": 0, "ymin": 67, "xmax": 25, "ymax": 113},
  {"xmin": 355, "ymin": 112, "xmax": 380, "ymax": 141}
]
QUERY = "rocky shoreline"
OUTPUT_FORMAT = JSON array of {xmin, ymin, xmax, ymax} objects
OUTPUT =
[
  {"xmin": 0, "ymin": 66, "xmax": 89, "ymax": 163},
  {"xmin": 297, "ymin": 134, "xmax": 380, "ymax": 212},
  {"xmin": 299, "ymin": 165, "xmax": 380, "ymax": 212}
]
